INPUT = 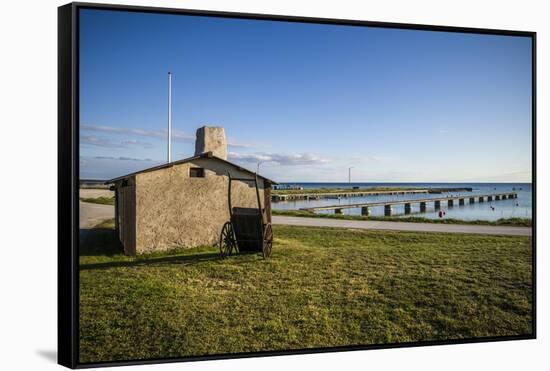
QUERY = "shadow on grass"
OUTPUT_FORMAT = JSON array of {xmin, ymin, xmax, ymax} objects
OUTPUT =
[
  {"xmin": 79, "ymin": 251, "xmax": 226, "ymax": 270},
  {"xmin": 80, "ymin": 221, "xmax": 263, "ymax": 270},
  {"xmin": 79, "ymin": 227, "xmax": 123, "ymax": 256}
]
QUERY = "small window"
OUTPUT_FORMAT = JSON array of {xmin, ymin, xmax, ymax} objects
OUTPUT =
[{"xmin": 189, "ymin": 167, "xmax": 205, "ymax": 178}]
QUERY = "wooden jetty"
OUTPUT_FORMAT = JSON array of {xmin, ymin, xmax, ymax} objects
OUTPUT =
[
  {"xmin": 300, "ymin": 192, "xmax": 518, "ymax": 216},
  {"xmin": 272, "ymin": 187, "xmax": 473, "ymax": 202}
]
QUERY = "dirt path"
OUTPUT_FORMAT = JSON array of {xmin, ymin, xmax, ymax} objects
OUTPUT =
[
  {"xmin": 79, "ymin": 202, "xmax": 114, "ymax": 229},
  {"xmin": 80, "ymin": 189, "xmax": 114, "ymax": 199}
]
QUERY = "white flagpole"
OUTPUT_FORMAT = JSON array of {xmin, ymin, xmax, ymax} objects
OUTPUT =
[{"xmin": 167, "ymin": 72, "xmax": 172, "ymax": 163}]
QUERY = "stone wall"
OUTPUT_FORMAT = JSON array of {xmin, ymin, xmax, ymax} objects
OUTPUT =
[{"xmin": 134, "ymin": 158, "xmax": 266, "ymax": 254}]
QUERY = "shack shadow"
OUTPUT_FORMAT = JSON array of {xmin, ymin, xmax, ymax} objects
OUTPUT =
[
  {"xmin": 79, "ymin": 227, "xmax": 123, "ymax": 256},
  {"xmin": 79, "ymin": 225, "xmax": 262, "ymax": 270},
  {"xmin": 79, "ymin": 249, "xmax": 260, "ymax": 271}
]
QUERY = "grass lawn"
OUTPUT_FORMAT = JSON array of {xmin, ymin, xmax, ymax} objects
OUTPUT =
[
  {"xmin": 272, "ymin": 209, "xmax": 533, "ymax": 227},
  {"xmin": 79, "ymin": 219, "xmax": 533, "ymax": 363}
]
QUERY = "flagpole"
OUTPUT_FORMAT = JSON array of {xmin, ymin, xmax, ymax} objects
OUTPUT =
[{"xmin": 167, "ymin": 72, "xmax": 172, "ymax": 163}]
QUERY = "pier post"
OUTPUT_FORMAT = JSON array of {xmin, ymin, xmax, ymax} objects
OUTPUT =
[
  {"xmin": 419, "ymin": 202, "xmax": 427, "ymax": 212},
  {"xmin": 434, "ymin": 200, "xmax": 441, "ymax": 209},
  {"xmin": 335, "ymin": 208, "xmax": 343, "ymax": 214},
  {"xmin": 459, "ymin": 198, "xmax": 465, "ymax": 205},
  {"xmin": 488, "ymin": 196, "xmax": 493, "ymax": 201},
  {"xmin": 404, "ymin": 203, "xmax": 412, "ymax": 214},
  {"xmin": 479, "ymin": 196, "xmax": 484, "ymax": 202},
  {"xmin": 384, "ymin": 205, "xmax": 392, "ymax": 216},
  {"xmin": 361, "ymin": 206, "xmax": 371, "ymax": 216},
  {"xmin": 448, "ymin": 199, "xmax": 454, "ymax": 207},
  {"xmin": 469, "ymin": 197, "xmax": 475, "ymax": 203}
]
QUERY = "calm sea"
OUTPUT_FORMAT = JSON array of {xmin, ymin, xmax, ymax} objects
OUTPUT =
[{"xmin": 272, "ymin": 183, "xmax": 532, "ymax": 221}]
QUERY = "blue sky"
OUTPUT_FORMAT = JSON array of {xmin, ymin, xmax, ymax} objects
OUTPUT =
[{"xmin": 79, "ymin": 9, "xmax": 532, "ymax": 182}]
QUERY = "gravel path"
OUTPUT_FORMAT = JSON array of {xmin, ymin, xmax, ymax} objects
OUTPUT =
[
  {"xmin": 272, "ymin": 215, "xmax": 532, "ymax": 236},
  {"xmin": 79, "ymin": 202, "xmax": 114, "ymax": 229}
]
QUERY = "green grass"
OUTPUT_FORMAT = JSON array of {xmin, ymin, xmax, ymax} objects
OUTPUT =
[
  {"xmin": 273, "ymin": 186, "xmax": 423, "ymax": 195},
  {"xmin": 80, "ymin": 196, "xmax": 115, "ymax": 206},
  {"xmin": 272, "ymin": 209, "xmax": 533, "ymax": 227},
  {"xmin": 79, "ymin": 219, "xmax": 533, "ymax": 363}
]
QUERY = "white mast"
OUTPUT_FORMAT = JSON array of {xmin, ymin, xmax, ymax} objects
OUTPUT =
[{"xmin": 167, "ymin": 72, "xmax": 172, "ymax": 163}]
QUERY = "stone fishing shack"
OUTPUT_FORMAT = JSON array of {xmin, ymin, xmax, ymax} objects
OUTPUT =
[{"xmin": 107, "ymin": 126, "xmax": 276, "ymax": 255}]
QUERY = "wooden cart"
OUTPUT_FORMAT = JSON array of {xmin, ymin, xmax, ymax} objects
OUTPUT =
[{"xmin": 219, "ymin": 173, "xmax": 273, "ymax": 259}]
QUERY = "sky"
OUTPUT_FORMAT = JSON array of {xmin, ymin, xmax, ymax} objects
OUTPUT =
[{"xmin": 79, "ymin": 9, "xmax": 533, "ymax": 182}]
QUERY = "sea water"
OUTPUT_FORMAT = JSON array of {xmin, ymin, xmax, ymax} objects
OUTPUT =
[{"xmin": 271, "ymin": 183, "xmax": 532, "ymax": 221}]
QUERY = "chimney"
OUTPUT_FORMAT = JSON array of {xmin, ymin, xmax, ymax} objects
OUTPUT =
[{"xmin": 194, "ymin": 126, "xmax": 228, "ymax": 160}]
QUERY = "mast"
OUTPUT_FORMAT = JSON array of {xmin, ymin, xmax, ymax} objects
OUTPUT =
[{"xmin": 167, "ymin": 72, "xmax": 172, "ymax": 163}]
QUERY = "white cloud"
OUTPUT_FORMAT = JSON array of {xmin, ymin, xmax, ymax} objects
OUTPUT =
[
  {"xmin": 81, "ymin": 135, "xmax": 153, "ymax": 148},
  {"xmin": 92, "ymin": 156, "xmax": 156, "ymax": 162},
  {"xmin": 82, "ymin": 124, "xmax": 257, "ymax": 149},
  {"xmin": 82, "ymin": 124, "xmax": 189, "ymax": 141},
  {"xmin": 228, "ymin": 151, "xmax": 329, "ymax": 166}
]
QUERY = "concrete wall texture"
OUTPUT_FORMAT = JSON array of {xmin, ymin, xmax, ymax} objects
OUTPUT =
[{"xmin": 131, "ymin": 158, "xmax": 266, "ymax": 254}]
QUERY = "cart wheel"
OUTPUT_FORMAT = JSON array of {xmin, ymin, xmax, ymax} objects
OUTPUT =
[
  {"xmin": 220, "ymin": 222, "xmax": 237, "ymax": 258},
  {"xmin": 262, "ymin": 223, "xmax": 273, "ymax": 259}
]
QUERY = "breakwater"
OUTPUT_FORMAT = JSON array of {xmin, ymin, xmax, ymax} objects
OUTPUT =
[{"xmin": 301, "ymin": 192, "xmax": 517, "ymax": 216}]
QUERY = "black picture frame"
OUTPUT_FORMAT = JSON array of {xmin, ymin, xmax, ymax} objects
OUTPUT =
[{"xmin": 58, "ymin": 2, "xmax": 537, "ymax": 369}]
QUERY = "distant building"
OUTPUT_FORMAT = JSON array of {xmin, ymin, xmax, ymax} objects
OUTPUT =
[{"xmin": 108, "ymin": 126, "xmax": 276, "ymax": 255}]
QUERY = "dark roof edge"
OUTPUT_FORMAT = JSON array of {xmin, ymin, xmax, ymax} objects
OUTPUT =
[{"xmin": 105, "ymin": 152, "xmax": 277, "ymax": 185}]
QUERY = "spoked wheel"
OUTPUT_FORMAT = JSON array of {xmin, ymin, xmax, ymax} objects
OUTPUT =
[
  {"xmin": 262, "ymin": 223, "xmax": 273, "ymax": 259},
  {"xmin": 219, "ymin": 221, "xmax": 237, "ymax": 258}
]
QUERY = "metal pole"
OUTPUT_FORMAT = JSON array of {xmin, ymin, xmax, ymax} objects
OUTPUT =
[
  {"xmin": 348, "ymin": 167, "xmax": 353, "ymax": 184},
  {"xmin": 167, "ymin": 72, "xmax": 172, "ymax": 163}
]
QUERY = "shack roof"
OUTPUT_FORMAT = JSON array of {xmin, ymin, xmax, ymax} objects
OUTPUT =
[{"xmin": 106, "ymin": 152, "xmax": 277, "ymax": 185}]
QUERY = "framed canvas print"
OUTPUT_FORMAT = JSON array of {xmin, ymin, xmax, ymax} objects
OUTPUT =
[{"xmin": 58, "ymin": 2, "xmax": 536, "ymax": 368}]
